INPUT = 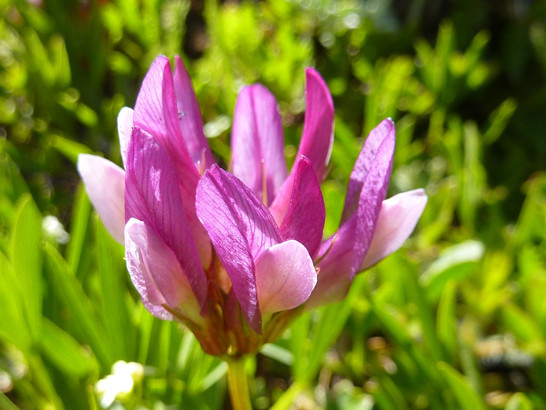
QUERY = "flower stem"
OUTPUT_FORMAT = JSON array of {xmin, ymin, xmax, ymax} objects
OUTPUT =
[{"xmin": 226, "ymin": 357, "xmax": 252, "ymax": 410}]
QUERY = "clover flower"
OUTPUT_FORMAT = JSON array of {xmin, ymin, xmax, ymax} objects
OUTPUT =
[{"xmin": 77, "ymin": 55, "xmax": 426, "ymax": 358}]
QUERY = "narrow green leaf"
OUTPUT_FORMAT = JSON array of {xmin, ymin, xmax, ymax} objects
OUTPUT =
[
  {"xmin": 437, "ymin": 362, "xmax": 486, "ymax": 410},
  {"xmin": 96, "ymin": 215, "xmax": 132, "ymax": 360},
  {"xmin": 502, "ymin": 304, "xmax": 544, "ymax": 346},
  {"xmin": 420, "ymin": 240, "xmax": 484, "ymax": 301},
  {"xmin": 0, "ymin": 391, "xmax": 20, "ymax": 410},
  {"xmin": 376, "ymin": 375, "xmax": 409, "ymax": 410},
  {"xmin": 49, "ymin": 34, "xmax": 71, "ymax": 87},
  {"xmin": 48, "ymin": 134, "xmax": 93, "ymax": 164},
  {"xmin": 43, "ymin": 242, "xmax": 113, "ymax": 368},
  {"xmin": 40, "ymin": 318, "xmax": 97, "ymax": 377},
  {"xmin": 66, "ymin": 183, "xmax": 91, "ymax": 274},
  {"xmin": 505, "ymin": 393, "xmax": 534, "ymax": 410},
  {"xmin": 483, "ymin": 98, "xmax": 517, "ymax": 145},
  {"xmin": 260, "ymin": 343, "xmax": 293, "ymax": 366},
  {"xmin": 437, "ymin": 280, "xmax": 457, "ymax": 357},
  {"xmin": 10, "ymin": 194, "xmax": 43, "ymax": 344},
  {"xmin": 198, "ymin": 362, "xmax": 228, "ymax": 392},
  {"xmin": 0, "ymin": 251, "xmax": 30, "ymax": 350},
  {"xmin": 371, "ymin": 296, "xmax": 442, "ymax": 387}
]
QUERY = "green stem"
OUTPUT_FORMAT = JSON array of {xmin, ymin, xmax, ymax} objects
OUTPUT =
[{"xmin": 226, "ymin": 357, "xmax": 252, "ymax": 410}]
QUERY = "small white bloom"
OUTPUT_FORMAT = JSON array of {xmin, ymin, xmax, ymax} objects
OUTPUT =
[
  {"xmin": 42, "ymin": 215, "xmax": 70, "ymax": 244},
  {"xmin": 95, "ymin": 361, "xmax": 144, "ymax": 408}
]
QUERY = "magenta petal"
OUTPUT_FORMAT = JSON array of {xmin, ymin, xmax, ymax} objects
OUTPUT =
[
  {"xmin": 117, "ymin": 107, "xmax": 133, "ymax": 168},
  {"xmin": 173, "ymin": 55, "xmax": 215, "ymax": 169},
  {"xmin": 342, "ymin": 118, "xmax": 394, "ymax": 222},
  {"xmin": 255, "ymin": 240, "xmax": 317, "ymax": 314},
  {"xmin": 307, "ymin": 128, "xmax": 395, "ymax": 308},
  {"xmin": 196, "ymin": 165, "xmax": 283, "ymax": 332},
  {"xmin": 133, "ymin": 56, "xmax": 209, "ymax": 266},
  {"xmin": 279, "ymin": 156, "xmax": 325, "ymax": 258},
  {"xmin": 231, "ymin": 84, "xmax": 287, "ymax": 205},
  {"xmin": 349, "ymin": 126, "xmax": 395, "ymax": 273},
  {"xmin": 305, "ymin": 221, "xmax": 357, "ymax": 308},
  {"xmin": 296, "ymin": 68, "xmax": 334, "ymax": 182},
  {"xmin": 269, "ymin": 68, "xmax": 334, "ymax": 222},
  {"xmin": 77, "ymin": 154, "xmax": 125, "ymax": 244},
  {"xmin": 360, "ymin": 189, "xmax": 427, "ymax": 269},
  {"xmin": 133, "ymin": 56, "xmax": 198, "ymax": 176},
  {"xmin": 125, "ymin": 127, "xmax": 207, "ymax": 309},
  {"xmin": 125, "ymin": 218, "xmax": 202, "ymax": 323}
]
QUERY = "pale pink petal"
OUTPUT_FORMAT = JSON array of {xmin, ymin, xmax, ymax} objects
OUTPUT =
[
  {"xmin": 77, "ymin": 154, "xmax": 125, "ymax": 244},
  {"xmin": 173, "ymin": 55, "xmax": 215, "ymax": 169},
  {"xmin": 231, "ymin": 84, "xmax": 286, "ymax": 204},
  {"xmin": 255, "ymin": 240, "xmax": 317, "ymax": 314},
  {"xmin": 196, "ymin": 165, "xmax": 282, "ymax": 332},
  {"xmin": 125, "ymin": 128, "xmax": 208, "ymax": 309},
  {"xmin": 125, "ymin": 218, "xmax": 202, "ymax": 323},
  {"xmin": 117, "ymin": 107, "xmax": 133, "ymax": 168},
  {"xmin": 360, "ymin": 189, "xmax": 427, "ymax": 269},
  {"xmin": 279, "ymin": 156, "xmax": 325, "ymax": 258}
]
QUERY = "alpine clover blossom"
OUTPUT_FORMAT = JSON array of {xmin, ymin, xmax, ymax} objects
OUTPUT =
[{"xmin": 77, "ymin": 55, "xmax": 427, "ymax": 357}]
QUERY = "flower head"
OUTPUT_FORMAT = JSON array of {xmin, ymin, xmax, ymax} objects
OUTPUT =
[{"xmin": 77, "ymin": 55, "xmax": 427, "ymax": 356}]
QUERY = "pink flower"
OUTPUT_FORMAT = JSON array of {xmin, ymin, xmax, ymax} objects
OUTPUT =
[{"xmin": 77, "ymin": 55, "xmax": 427, "ymax": 355}]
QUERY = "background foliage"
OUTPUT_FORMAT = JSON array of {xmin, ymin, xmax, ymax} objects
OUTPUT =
[{"xmin": 1, "ymin": 0, "xmax": 546, "ymax": 408}]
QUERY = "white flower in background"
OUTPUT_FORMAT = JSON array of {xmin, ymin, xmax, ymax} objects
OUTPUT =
[
  {"xmin": 95, "ymin": 361, "xmax": 144, "ymax": 408},
  {"xmin": 42, "ymin": 215, "xmax": 70, "ymax": 244}
]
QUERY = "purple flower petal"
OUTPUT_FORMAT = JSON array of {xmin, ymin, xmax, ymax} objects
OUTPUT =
[
  {"xmin": 304, "ymin": 221, "xmax": 356, "ymax": 308},
  {"xmin": 360, "ymin": 189, "xmax": 427, "ymax": 269},
  {"xmin": 125, "ymin": 218, "xmax": 202, "ymax": 323},
  {"xmin": 231, "ymin": 84, "xmax": 286, "ymax": 205},
  {"xmin": 173, "ymin": 55, "xmax": 215, "ymax": 170},
  {"xmin": 133, "ymin": 56, "xmax": 185, "ymax": 161},
  {"xmin": 77, "ymin": 154, "xmax": 125, "ymax": 244},
  {"xmin": 279, "ymin": 156, "xmax": 325, "ymax": 258},
  {"xmin": 117, "ymin": 107, "xmax": 133, "ymax": 168},
  {"xmin": 307, "ymin": 127, "xmax": 395, "ymax": 307},
  {"xmin": 342, "ymin": 118, "xmax": 394, "ymax": 222},
  {"xmin": 125, "ymin": 127, "xmax": 208, "ymax": 309},
  {"xmin": 348, "ymin": 124, "xmax": 395, "ymax": 274},
  {"xmin": 196, "ymin": 165, "xmax": 283, "ymax": 332},
  {"xmin": 255, "ymin": 240, "xmax": 317, "ymax": 314},
  {"xmin": 132, "ymin": 56, "xmax": 210, "ymax": 266},
  {"xmin": 269, "ymin": 68, "xmax": 334, "ymax": 222},
  {"xmin": 296, "ymin": 68, "xmax": 335, "ymax": 181}
]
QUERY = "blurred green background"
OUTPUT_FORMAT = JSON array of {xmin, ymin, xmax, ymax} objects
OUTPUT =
[{"xmin": 1, "ymin": 0, "xmax": 546, "ymax": 408}]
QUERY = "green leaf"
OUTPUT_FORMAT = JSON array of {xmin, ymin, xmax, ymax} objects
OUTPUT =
[
  {"xmin": 48, "ymin": 134, "xmax": 93, "ymax": 164},
  {"xmin": 505, "ymin": 393, "xmax": 534, "ymax": 410},
  {"xmin": 40, "ymin": 318, "xmax": 97, "ymax": 377},
  {"xmin": 96, "ymin": 214, "xmax": 132, "ymax": 360},
  {"xmin": 437, "ymin": 362, "xmax": 486, "ymax": 410},
  {"xmin": 66, "ymin": 183, "xmax": 91, "ymax": 274},
  {"xmin": 260, "ymin": 343, "xmax": 293, "ymax": 367},
  {"xmin": 483, "ymin": 98, "xmax": 517, "ymax": 145},
  {"xmin": 10, "ymin": 194, "xmax": 43, "ymax": 344},
  {"xmin": 502, "ymin": 304, "xmax": 544, "ymax": 347},
  {"xmin": 0, "ymin": 391, "xmax": 20, "ymax": 410},
  {"xmin": 420, "ymin": 240, "xmax": 484, "ymax": 301},
  {"xmin": 371, "ymin": 294, "xmax": 442, "ymax": 387},
  {"xmin": 436, "ymin": 280, "xmax": 457, "ymax": 358},
  {"xmin": 43, "ymin": 242, "xmax": 113, "ymax": 368},
  {"xmin": 0, "ymin": 251, "xmax": 31, "ymax": 350}
]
